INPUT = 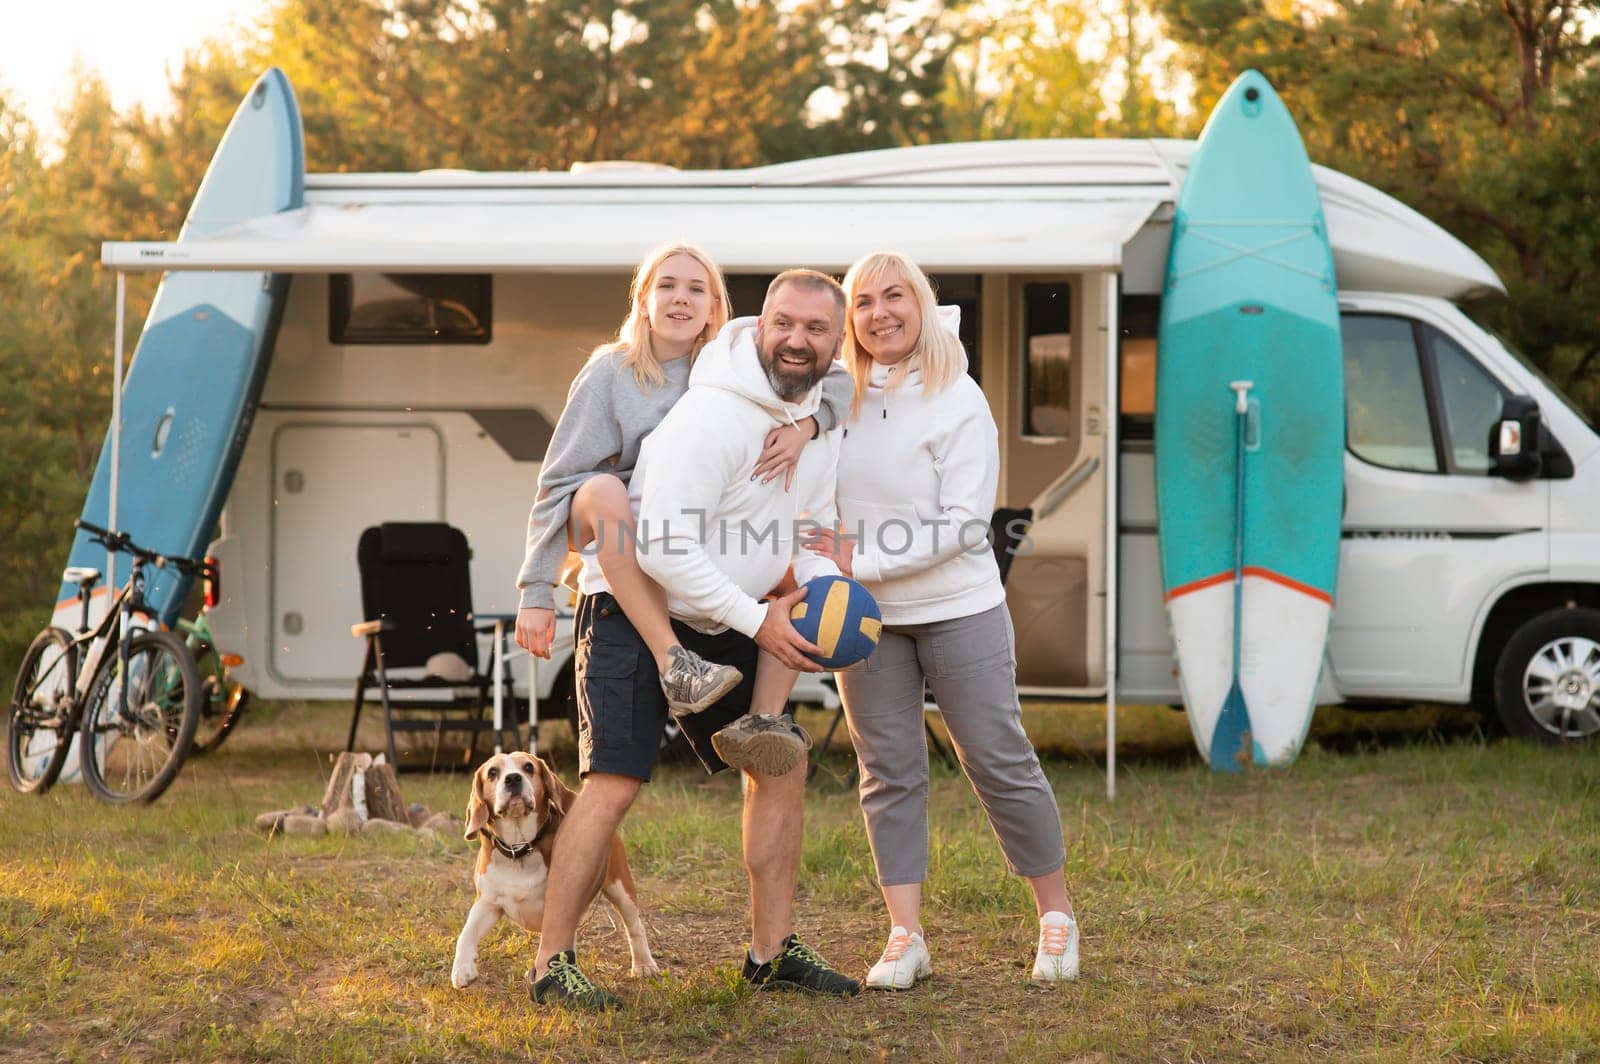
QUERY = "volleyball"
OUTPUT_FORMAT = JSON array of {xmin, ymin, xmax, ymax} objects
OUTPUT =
[{"xmin": 789, "ymin": 575, "xmax": 883, "ymax": 669}]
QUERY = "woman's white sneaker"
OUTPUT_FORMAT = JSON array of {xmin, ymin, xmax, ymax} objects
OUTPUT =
[
  {"xmin": 865, "ymin": 927, "xmax": 932, "ymax": 991},
  {"xmin": 1032, "ymin": 911, "xmax": 1079, "ymax": 982}
]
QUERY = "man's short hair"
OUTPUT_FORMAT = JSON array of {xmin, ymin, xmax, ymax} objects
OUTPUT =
[{"xmin": 763, "ymin": 269, "xmax": 846, "ymax": 325}]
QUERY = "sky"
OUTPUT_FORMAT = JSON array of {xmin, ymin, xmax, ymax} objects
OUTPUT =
[{"xmin": 0, "ymin": 0, "xmax": 272, "ymax": 146}]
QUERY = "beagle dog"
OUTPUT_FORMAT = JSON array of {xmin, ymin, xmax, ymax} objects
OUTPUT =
[{"xmin": 450, "ymin": 751, "xmax": 659, "ymax": 989}]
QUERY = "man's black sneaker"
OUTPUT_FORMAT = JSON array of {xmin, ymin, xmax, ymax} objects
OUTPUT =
[
  {"xmin": 742, "ymin": 935, "xmax": 861, "ymax": 996},
  {"xmin": 529, "ymin": 950, "xmax": 622, "ymax": 1011}
]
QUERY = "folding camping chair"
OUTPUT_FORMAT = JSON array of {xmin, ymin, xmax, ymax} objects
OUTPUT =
[
  {"xmin": 807, "ymin": 506, "xmax": 1035, "ymax": 786},
  {"xmin": 346, "ymin": 522, "xmax": 521, "ymax": 770}
]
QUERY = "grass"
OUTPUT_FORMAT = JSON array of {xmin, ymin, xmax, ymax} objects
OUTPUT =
[{"xmin": 1, "ymin": 700, "xmax": 1597, "ymax": 1062}]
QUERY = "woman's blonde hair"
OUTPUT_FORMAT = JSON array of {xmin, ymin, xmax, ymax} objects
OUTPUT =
[
  {"xmin": 841, "ymin": 251, "xmax": 964, "ymax": 414},
  {"xmin": 601, "ymin": 241, "xmax": 731, "ymax": 388}
]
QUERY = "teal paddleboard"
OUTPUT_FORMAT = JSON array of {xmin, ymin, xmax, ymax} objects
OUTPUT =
[
  {"xmin": 1155, "ymin": 71, "xmax": 1344, "ymax": 769},
  {"xmin": 52, "ymin": 69, "xmax": 303, "ymax": 631}
]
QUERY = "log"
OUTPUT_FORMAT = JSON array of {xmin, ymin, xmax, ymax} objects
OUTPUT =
[
  {"xmin": 320, "ymin": 752, "xmax": 373, "ymax": 815},
  {"xmin": 363, "ymin": 762, "xmax": 409, "ymax": 825}
]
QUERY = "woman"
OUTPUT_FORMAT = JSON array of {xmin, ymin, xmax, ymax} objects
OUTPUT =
[
  {"xmin": 807, "ymin": 251, "xmax": 1079, "ymax": 988},
  {"xmin": 515, "ymin": 242, "xmax": 846, "ymax": 763}
]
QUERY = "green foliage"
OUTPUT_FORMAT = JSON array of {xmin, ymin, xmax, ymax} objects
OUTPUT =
[
  {"xmin": 0, "ymin": 82, "xmax": 164, "ymax": 659},
  {"xmin": 943, "ymin": 0, "xmax": 1187, "ymax": 141}
]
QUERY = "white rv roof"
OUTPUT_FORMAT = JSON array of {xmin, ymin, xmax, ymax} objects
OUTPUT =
[{"xmin": 101, "ymin": 138, "xmax": 1503, "ymax": 298}]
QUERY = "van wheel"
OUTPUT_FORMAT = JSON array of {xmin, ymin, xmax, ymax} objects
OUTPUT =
[{"xmin": 1493, "ymin": 608, "xmax": 1600, "ymax": 744}]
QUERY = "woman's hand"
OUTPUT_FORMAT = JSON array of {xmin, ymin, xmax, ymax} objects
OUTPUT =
[
  {"xmin": 804, "ymin": 525, "xmax": 856, "ymax": 578},
  {"xmin": 515, "ymin": 606, "xmax": 556, "ymax": 659},
  {"xmin": 752, "ymin": 418, "xmax": 816, "ymax": 490}
]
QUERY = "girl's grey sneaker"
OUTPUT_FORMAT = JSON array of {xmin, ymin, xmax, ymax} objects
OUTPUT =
[
  {"xmin": 1032, "ymin": 911, "xmax": 1080, "ymax": 982},
  {"xmin": 661, "ymin": 645, "xmax": 743, "ymax": 715},
  {"xmin": 529, "ymin": 950, "xmax": 622, "ymax": 1011},
  {"xmin": 742, "ymin": 935, "xmax": 861, "ymax": 996},
  {"xmin": 865, "ymin": 926, "xmax": 932, "ymax": 991},
  {"xmin": 711, "ymin": 713, "xmax": 811, "ymax": 776}
]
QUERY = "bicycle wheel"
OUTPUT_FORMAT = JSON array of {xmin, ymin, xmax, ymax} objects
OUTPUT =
[
  {"xmin": 78, "ymin": 629, "xmax": 201, "ymax": 803},
  {"xmin": 189, "ymin": 639, "xmax": 249, "ymax": 755},
  {"xmin": 7, "ymin": 627, "xmax": 77, "ymax": 794}
]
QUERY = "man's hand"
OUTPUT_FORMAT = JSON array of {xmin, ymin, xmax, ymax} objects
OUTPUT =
[
  {"xmin": 752, "ymin": 419, "xmax": 814, "ymax": 491},
  {"xmin": 803, "ymin": 525, "xmax": 855, "ymax": 578},
  {"xmin": 515, "ymin": 606, "xmax": 556, "ymax": 659},
  {"xmin": 755, "ymin": 585, "xmax": 826, "ymax": 672}
]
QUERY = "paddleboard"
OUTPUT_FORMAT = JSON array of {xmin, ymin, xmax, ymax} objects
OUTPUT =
[
  {"xmin": 1154, "ymin": 71, "xmax": 1343, "ymax": 769},
  {"xmin": 52, "ymin": 68, "xmax": 303, "ymax": 632}
]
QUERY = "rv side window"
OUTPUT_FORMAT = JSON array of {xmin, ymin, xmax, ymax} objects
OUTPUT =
[
  {"xmin": 1423, "ymin": 324, "xmax": 1505, "ymax": 474},
  {"xmin": 1023, "ymin": 282, "xmax": 1072, "ymax": 437},
  {"xmin": 1118, "ymin": 294, "xmax": 1159, "ymax": 439},
  {"xmin": 1342, "ymin": 314, "xmax": 1440, "ymax": 473},
  {"xmin": 330, "ymin": 274, "xmax": 492, "ymax": 344}
]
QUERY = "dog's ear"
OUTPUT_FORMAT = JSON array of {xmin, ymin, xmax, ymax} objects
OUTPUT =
[
  {"xmin": 464, "ymin": 764, "xmax": 492, "ymax": 841},
  {"xmin": 536, "ymin": 757, "xmax": 570, "ymax": 824}
]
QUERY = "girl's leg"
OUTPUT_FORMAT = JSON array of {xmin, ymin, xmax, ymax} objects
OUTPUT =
[
  {"xmin": 749, "ymin": 650, "xmax": 797, "ymax": 716},
  {"xmin": 570, "ymin": 475, "xmax": 675, "ymax": 670}
]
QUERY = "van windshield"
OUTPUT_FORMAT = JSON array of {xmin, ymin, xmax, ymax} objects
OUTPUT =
[{"xmin": 1479, "ymin": 324, "xmax": 1598, "ymax": 435}]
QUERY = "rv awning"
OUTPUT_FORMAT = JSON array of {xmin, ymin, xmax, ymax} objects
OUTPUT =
[{"xmin": 101, "ymin": 193, "xmax": 1164, "ymax": 274}]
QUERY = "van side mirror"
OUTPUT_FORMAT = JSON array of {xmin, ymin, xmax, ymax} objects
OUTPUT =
[{"xmin": 1490, "ymin": 394, "xmax": 1542, "ymax": 481}]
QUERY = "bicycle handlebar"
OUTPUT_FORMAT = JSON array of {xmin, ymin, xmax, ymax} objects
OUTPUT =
[{"xmin": 75, "ymin": 519, "xmax": 208, "ymax": 577}]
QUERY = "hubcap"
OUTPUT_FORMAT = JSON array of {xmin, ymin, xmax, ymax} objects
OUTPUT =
[{"xmin": 1522, "ymin": 636, "xmax": 1600, "ymax": 739}]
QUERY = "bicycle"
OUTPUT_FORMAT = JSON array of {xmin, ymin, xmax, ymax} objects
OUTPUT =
[
  {"xmin": 179, "ymin": 566, "xmax": 250, "ymax": 755},
  {"xmin": 6, "ymin": 519, "xmax": 203, "ymax": 803}
]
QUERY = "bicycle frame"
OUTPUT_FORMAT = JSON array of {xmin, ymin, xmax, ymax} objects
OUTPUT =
[{"xmin": 66, "ymin": 523, "xmax": 203, "ymax": 733}]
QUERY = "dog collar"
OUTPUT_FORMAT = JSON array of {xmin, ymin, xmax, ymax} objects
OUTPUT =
[
  {"xmin": 488, "ymin": 834, "xmax": 537, "ymax": 861},
  {"xmin": 484, "ymin": 819, "xmax": 554, "ymax": 861}
]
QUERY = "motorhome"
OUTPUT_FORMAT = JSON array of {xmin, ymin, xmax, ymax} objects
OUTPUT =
[{"xmin": 102, "ymin": 138, "xmax": 1600, "ymax": 746}]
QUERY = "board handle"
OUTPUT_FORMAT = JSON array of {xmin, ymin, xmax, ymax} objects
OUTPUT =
[{"xmin": 1229, "ymin": 380, "xmax": 1254, "ymax": 413}]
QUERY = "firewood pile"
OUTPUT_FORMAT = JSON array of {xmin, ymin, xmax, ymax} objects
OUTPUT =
[{"xmin": 255, "ymin": 752, "xmax": 459, "ymax": 838}]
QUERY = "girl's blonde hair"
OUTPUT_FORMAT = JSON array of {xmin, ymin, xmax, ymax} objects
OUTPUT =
[
  {"xmin": 601, "ymin": 241, "xmax": 731, "ymax": 388},
  {"xmin": 841, "ymin": 251, "xmax": 964, "ymax": 414}
]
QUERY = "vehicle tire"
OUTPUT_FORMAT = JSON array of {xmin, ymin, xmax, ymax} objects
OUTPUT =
[
  {"xmin": 6, "ymin": 627, "xmax": 77, "ymax": 794},
  {"xmin": 79, "ymin": 630, "xmax": 202, "ymax": 803},
  {"xmin": 189, "ymin": 640, "xmax": 249, "ymax": 755},
  {"xmin": 1492, "ymin": 607, "xmax": 1600, "ymax": 745}
]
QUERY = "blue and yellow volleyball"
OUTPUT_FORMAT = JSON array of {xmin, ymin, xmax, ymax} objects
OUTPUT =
[{"xmin": 789, "ymin": 576, "xmax": 882, "ymax": 669}]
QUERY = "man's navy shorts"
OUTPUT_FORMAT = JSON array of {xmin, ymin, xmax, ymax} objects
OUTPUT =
[{"xmin": 573, "ymin": 591, "xmax": 758, "ymax": 780}]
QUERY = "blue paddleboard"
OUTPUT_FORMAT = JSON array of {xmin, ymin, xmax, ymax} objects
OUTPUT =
[
  {"xmin": 53, "ymin": 69, "xmax": 303, "ymax": 630},
  {"xmin": 1155, "ymin": 71, "xmax": 1344, "ymax": 769}
]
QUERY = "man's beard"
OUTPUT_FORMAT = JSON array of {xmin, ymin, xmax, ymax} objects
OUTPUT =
[{"xmin": 759, "ymin": 343, "xmax": 827, "ymax": 402}]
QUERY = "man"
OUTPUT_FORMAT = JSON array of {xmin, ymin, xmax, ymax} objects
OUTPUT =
[{"xmin": 530, "ymin": 269, "xmax": 859, "ymax": 1010}]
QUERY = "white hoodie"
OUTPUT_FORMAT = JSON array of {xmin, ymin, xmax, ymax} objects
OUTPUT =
[
  {"xmin": 836, "ymin": 344, "xmax": 1005, "ymax": 626},
  {"xmin": 627, "ymin": 317, "xmax": 843, "ymax": 637}
]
